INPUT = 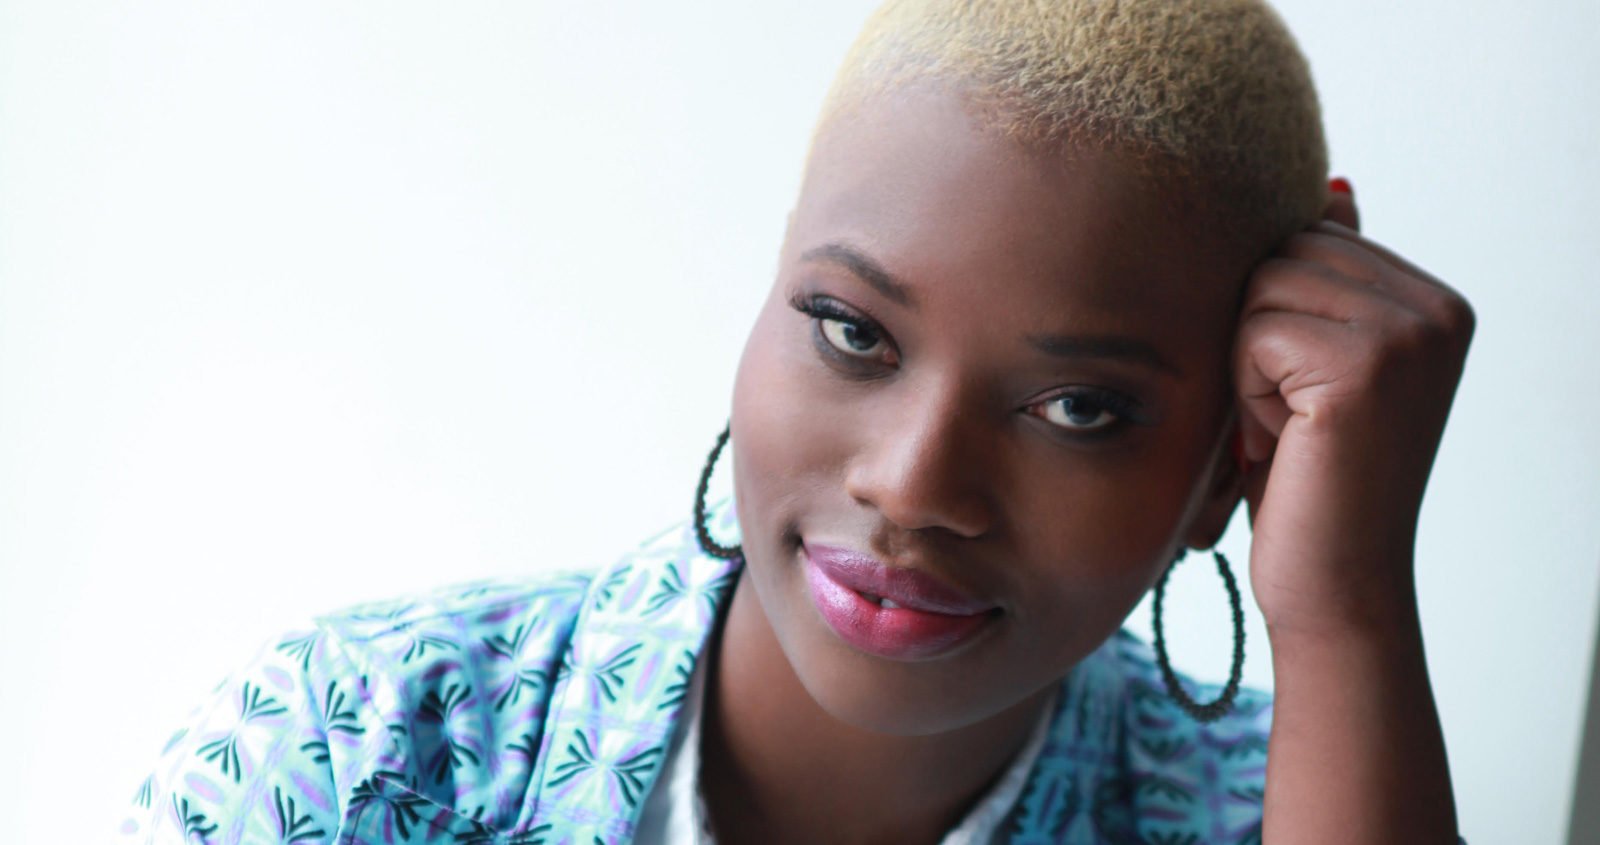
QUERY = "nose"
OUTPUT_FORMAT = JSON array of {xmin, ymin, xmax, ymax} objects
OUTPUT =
[{"xmin": 843, "ymin": 383, "xmax": 997, "ymax": 539}]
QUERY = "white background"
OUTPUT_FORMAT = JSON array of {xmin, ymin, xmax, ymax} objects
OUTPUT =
[{"xmin": 2, "ymin": 1, "xmax": 1596, "ymax": 842}]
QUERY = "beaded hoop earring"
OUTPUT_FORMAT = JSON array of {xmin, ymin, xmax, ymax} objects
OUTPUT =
[
  {"xmin": 694, "ymin": 422, "xmax": 1246, "ymax": 721},
  {"xmin": 1151, "ymin": 548, "xmax": 1246, "ymax": 723},
  {"xmin": 693, "ymin": 422, "xmax": 742, "ymax": 561}
]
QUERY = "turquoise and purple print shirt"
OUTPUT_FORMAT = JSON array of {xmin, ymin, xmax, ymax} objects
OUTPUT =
[{"xmin": 119, "ymin": 497, "xmax": 1280, "ymax": 843}]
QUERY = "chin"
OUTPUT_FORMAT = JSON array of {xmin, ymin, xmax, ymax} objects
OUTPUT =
[
  {"xmin": 796, "ymin": 646, "xmax": 1028, "ymax": 737},
  {"xmin": 766, "ymin": 556, "xmax": 1034, "ymax": 736}
]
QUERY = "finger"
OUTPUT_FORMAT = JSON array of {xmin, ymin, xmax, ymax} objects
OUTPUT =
[
  {"xmin": 1277, "ymin": 230, "xmax": 1391, "ymax": 289},
  {"xmin": 1232, "ymin": 309, "xmax": 1296, "ymax": 464},
  {"xmin": 1323, "ymin": 177, "xmax": 1360, "ymax": 231},
  {"xmin": 1298, "ymin": 221, "xmax": 1474, "ymax": 328},
  {"xmin": 1233, "ymin": 308, "xmax": 1367, "ymax": 460},
  {"xmin": 1306, "ymin": 208, "xmax": 1469, "ymax": 312},
  {"xmin": 1242, "ymin": 452, "xmax": 1272, "ymax": 526},
  {"xmin": 1309, "ymin": 219, "xmax": 1443, "ymax": 286},
  {"xmin": 1242, "ymin": 257, "xmax": 1396, "ymax": 325},
  {"xmin": 1235, "ymin": 388, "xmax": 1283, "ymax": 466},
  {"xmin": 1318, "ymin": 176, "xmax": 1441, "ymax": 291}
]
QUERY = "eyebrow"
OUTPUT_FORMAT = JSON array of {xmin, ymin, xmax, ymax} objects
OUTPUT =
[
  {"xmin": 799, "ymin": 242, "xmax": 916, "ymax": 309},
  {"xmin": 1027, "ymin": 333, "xmax": 1184, "ymax": 377},
  {"xmin": 800, "ymin": 241, "xmax": 1181, "ymax": 377}
]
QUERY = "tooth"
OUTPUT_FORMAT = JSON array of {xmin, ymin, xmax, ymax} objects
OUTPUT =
[{"xmin": 881, "ymin": 599, "xmax": 902, "ymax": 610}]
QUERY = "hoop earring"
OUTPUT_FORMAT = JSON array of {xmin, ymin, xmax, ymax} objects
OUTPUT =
[
  {"xmin": 1150, "ymin": 548, "xmax": 1246, "ymax": 723},
  {"xmin": 693, "ymin": 422, "xmax": 742, "ymax": 561}
]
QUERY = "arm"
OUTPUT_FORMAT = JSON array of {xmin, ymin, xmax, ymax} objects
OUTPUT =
[
  {"xmin": 1264, "ymin": 596, "xmax": 1456, "ymax": 841},
  {"xmin": 1234, "ymin": 179, "xmax": 1470, "ymax": 842},
  {"xmin": 118, "ymin": 628, "xmax": 351, "ymax": 844}
]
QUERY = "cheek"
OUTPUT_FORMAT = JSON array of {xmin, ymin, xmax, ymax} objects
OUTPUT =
[
  {"xmin": 730, "ymin": 306, "xmax": 821, "ymax": 534},
  {"xmin": 999, "ymin": 429, "xmax": 1216, "ymax": 622},
  {"xmin": 729, "ymin": 306, "xmax": 846, "ymax": 509},
  {"xmin": 1020, "ymin": 465, "xmax": 1190, "ymax": 567}
]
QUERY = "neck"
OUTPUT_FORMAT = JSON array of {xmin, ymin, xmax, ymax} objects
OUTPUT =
[{"xmin": 698, "ymin": 568, "xmax": 1054, "ymax": 845}]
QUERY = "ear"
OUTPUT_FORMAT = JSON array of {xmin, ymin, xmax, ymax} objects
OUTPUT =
[{"xmin": 1181, "ymin": 421, "xmax": 1246, "ymax": 551}]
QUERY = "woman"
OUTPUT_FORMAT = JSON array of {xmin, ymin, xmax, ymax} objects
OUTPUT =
[{"xmin": 119, "ymin": 0, "xmax": 1471, "ymax": 842}]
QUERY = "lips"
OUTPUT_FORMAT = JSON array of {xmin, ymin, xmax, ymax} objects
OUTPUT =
[{"xmin": 801, "ymin": 541, "xmax": 999, "ymax": 661}]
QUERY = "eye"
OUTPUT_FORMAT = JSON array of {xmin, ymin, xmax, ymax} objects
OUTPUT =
[
  {"xmin": 1030, "ymin": 389, "xmax": 1135, "ymax": 433},
  {"xmin": 786, "ymin": 291, "xmax": 898, "ymax": 367},
  {"xmin": 819, "ymin": 316, "xmax": 886, "ymax": 359}
]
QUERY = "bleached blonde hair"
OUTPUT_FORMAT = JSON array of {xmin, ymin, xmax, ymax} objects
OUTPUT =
[{"xmin": 813, "ymin": 0, "xmax": 1329, "ymax": 256}]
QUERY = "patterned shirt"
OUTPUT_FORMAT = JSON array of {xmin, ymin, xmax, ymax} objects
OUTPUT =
[
  {"xmin": 631, "ymin": 644, "xmax": 1060, "ymax": 844},
  {"xmin": 118, "ymin": 496, "xmax": 1278, "ymax": 843}
]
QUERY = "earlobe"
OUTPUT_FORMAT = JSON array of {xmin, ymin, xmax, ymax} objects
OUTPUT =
[
  {"xmin": 1184, "ymin": 493, "xmax": 1243, "ymax": 553},
  {"xmin": 1181, "ymin": 425, "xmax": 1247, "ymax": 550}
]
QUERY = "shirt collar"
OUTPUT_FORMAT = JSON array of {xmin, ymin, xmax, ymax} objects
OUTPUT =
[{"xmin": 518, "ymin": 493, "xmax": 1125, "ymax": 842}]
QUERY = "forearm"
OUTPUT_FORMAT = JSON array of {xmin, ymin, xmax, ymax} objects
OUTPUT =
[{"xmin": 1261, "ymin": 601, "xmax": 1458, "ymax": 843}]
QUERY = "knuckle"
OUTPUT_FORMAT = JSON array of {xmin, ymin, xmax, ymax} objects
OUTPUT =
[
  {"xmin": 1411, "ymin": 289, "xmax": 1477, "ymax": 350},
  {"xmin": 1277, "ymin": 233, "xmax": 1322, "ymax": 260},
  {"xmin": 1403, "ymin": 275, "xmax": 1475, "ymax": 335},
  {"xmin": 1443, "ymin": 294, "xmax": 1477, "ymax": 339},
  {"xmin": 1245, "ymin": 256, "xmax": 1304, "ymax": 289},
  {"xmin": 1380, "ymin": 309, "xmax": 1438, "ymax": 356}
]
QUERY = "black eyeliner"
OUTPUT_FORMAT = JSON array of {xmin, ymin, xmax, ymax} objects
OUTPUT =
[
  {"xmin": 788, "ymin": 290, "xmax": 872, "ymax": 326},
  {"xmin": 787, "ymin": 290, "xmax": 896, "ymax": 372}
]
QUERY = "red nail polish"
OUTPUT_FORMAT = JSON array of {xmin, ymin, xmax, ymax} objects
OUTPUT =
[{"xmin": 1329, "ymin": 176, "xmax": 1353, "ymax": 195}]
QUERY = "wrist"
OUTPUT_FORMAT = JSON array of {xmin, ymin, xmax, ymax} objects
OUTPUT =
[
  {"xmin": 1260, "ymin": 586, "xmax": 1456, "ymax": 843},
  {"xmin": 1266, "ymin": 605, "xmax": 1429, "ymax": 691},
  {"xmin": 1254, "ymin": 549, "xmax": 1422, "ymax": 644}
]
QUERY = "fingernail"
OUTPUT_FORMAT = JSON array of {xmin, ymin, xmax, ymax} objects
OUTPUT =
[{"xmin": 1329, "ymin": 176, "xmax": 1354, "ymax": 196}]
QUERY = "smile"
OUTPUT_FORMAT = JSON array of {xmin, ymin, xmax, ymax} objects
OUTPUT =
[{"xmin": 801, "ymin": 541, "xmax": 1000, "ymax": 661}]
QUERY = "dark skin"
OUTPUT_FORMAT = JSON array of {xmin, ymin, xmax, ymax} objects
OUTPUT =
[{"xmin": 704, "ymin": 83, "xmax": 1467, "ymax": 844}]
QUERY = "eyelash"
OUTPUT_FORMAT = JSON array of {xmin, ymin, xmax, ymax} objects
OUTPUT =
[
  {"xmin": 785, "ymin": 290, "xmax": 1143, "ymax": 438},
  {"xmin": 788, "ymin": 292, "xmax": 898, "ymax": 369},
  {"xmin": 1028, "ymin": 387, "xmax": 1140, "ymax": 438}
]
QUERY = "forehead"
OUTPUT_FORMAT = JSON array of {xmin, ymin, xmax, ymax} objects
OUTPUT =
[{"xmin": 789, "ymin": 85, "xmax": 1247, "ymax": 331}]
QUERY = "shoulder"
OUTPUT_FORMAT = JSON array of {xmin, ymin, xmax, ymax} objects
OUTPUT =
[
  {"xmin": 115, "ymin": 566, "xmax": 607, "ymax": 843},
  {"xmin": 310, "ymin": 569, "xmax": 596, "ymax": 686},
  {"xmin": 117, "ymin": 501, "xmax": 741, "ymax": 843},
  {"xmin": 1008, "ymin": 629, "xmax": 1272, "ymax": 844},
  {"xmin": 1105, "ymin": 629, "xmax": 1273, "ymax": 842}
]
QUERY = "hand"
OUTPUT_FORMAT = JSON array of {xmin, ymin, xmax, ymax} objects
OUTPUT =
[{"xmin": 1234, "ymin": 179, "xmax": 1475, "ymax": 637}]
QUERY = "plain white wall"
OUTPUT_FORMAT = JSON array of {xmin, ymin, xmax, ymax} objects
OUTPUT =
[{"xmin": 1, "ymin": 1, "xmax": 1595, "ymax": 842}]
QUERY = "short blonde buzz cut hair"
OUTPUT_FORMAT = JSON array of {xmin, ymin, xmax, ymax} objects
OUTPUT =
[{"xmin": 813, "ymin": 0, "xmax": 1330, "ymax": 259}]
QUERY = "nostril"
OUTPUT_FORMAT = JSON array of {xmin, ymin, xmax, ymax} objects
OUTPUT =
[{"xmin": 841, "ymin": 428, "xmax": 997, "ymax": 539}]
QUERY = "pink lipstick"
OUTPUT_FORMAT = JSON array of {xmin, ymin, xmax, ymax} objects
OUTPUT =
[{"xmin": 802, "ymin": 542, "xmax": 999, "ymax": 661}]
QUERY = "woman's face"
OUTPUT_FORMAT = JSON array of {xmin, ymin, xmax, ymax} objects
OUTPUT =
[{"xmin": 730, "ymin": 83, "xmax": 1252, "ymax": 736}]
